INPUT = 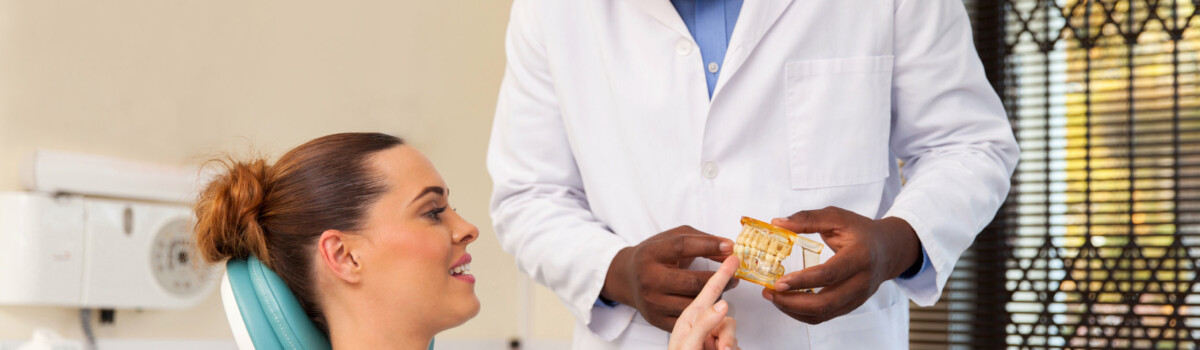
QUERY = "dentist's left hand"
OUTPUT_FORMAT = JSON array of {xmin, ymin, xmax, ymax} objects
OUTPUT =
[
  {"xmin": 763, "ymin": 207, "xmax": 920, "ymax": 325},
  {"xmin": 669, "ymin": 256, "xmax": 740, "ymax": 350}
]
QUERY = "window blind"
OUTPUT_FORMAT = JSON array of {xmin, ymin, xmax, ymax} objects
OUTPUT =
[{"xmin": 910, "ymin": 1, "xmax": 1200, "ymax": 349}]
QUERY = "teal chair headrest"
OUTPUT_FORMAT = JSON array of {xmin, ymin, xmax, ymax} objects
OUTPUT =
[
  {"xmin": 223, "ymin": 256, "xmax": 332, "ymax": 350},
  {"xmin": 220, "ymin": 256, "xmax": 434, "ymax": 350}
]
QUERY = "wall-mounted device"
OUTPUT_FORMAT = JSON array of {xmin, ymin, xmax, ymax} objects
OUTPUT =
[{"xmin": 0, "ymin": 150, "xmax": 217, "ymax": 309}]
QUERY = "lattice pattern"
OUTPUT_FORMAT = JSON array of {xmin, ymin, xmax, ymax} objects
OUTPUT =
[
  {"xmin": 1001, "ymin": 0, "xmax": 1200, "ymax": 349},
  {"xmin": 912, "ymin": 1, "xmax": 1200, "ymax": 349}
]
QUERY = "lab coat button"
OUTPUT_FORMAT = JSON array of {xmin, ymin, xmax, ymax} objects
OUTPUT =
[
  {"xmin": 708, "ymin": 62, "xmax": 719, "ymax": 73},
  {"xmin": 702, "ymin": 161, "xmax": 719, "ymax": 179},
  {"xmin": 676, "ymin": 40, "xmax": 693, "ymax": 56}
]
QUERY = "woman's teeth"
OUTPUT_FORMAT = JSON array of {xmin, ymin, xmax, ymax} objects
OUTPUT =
[{"xmin": 450, "ymin": 263, "xmax": 471, "ymax": 276}]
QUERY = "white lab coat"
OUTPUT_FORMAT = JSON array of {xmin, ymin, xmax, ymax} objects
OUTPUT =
[{"xmin": 487, "ymin": 0, "xmax": 1019, "ymax": 348}]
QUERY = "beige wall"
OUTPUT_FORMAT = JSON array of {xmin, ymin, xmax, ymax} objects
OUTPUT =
[{"xmin": 0, "ymin": 0, "xmax": 575, "ymax": 343}]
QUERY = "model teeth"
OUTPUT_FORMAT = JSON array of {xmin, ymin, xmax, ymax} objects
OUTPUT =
[
  {"xmin": 732, "ymin": 217, "xmax": 824, "ymax": 291},
  {"xmin": 735, "ymin": 225, "xmax": 792, "ymax": 279}
]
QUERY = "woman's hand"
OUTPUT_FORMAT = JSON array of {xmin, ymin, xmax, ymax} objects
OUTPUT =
[{"xmin": 668, "ymin": 256, "xmax": 739, "ymax": 350}]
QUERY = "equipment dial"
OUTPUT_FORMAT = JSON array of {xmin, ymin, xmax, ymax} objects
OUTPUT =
[{"xmin": 150, "ymin": 218, "xmax": 207, "ymax": 297}]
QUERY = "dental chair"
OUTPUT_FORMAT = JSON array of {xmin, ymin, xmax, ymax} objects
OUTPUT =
[{"xmin": 220, "ymin": 256, "xmax": 434, "ymax": 350}]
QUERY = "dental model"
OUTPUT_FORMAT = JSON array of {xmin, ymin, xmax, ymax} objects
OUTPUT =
[{"xmin": 733, "ymin": 217, "xmax": 824, "ymax": 292}]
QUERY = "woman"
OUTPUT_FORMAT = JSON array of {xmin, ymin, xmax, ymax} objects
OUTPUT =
[{"xmin": 193, "ymin": 133, "xmax": 738, "ymax": 350}]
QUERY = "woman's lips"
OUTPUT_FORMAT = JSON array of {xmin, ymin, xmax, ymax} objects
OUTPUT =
[
  {"xmin": 451, "ymin": 253, "xmax": 472, "ymax": 269},
  {"xmin": 450, "ymin": 253, "xmax": 475, "ymax": 283}
]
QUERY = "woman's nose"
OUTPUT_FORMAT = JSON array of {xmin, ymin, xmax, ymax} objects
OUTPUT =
[{"xmin": 453, "ymin": 212, "xmax": 479, "ymax": 245}]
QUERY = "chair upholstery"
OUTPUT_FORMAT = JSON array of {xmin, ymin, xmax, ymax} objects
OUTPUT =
[
  {"xmin": 222, "ymin": 256, "xmax": 332, "ymax": 350},
  {"xmin": 221, "ymin": 256, "xmax": 436, "ymax": 350}
]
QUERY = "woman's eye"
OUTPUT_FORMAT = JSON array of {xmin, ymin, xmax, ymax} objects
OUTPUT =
[{"xmin": 425, "ymin": 206, "xmax": 447, "ymax": 221}]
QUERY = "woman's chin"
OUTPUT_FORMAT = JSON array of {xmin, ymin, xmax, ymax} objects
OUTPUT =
[
  {"xmin": 443, "ymin": 297, "xmax": 482, "ymax": 329},
  {"xmin": 462, "ymin": 295, "xmax": 482, "ymax": 320}
]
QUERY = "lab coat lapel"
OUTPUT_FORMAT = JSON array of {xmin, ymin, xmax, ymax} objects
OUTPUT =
[
  {"xmin": 711, "ymin": 0, "xmax": 795, "ymax": 100},
  {"xmin": 621, "ymin": 0, "xmax": 692, "ymax": 40}
]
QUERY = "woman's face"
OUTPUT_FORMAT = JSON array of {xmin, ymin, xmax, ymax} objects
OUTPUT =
[{"xmin": 355, "ymin": 146, "xmax": 480, "ymax": 332}]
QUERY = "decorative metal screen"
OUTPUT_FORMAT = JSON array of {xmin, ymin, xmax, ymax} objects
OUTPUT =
[{"xmin": 911, "ymin": 0, "xmax": 1200, "ymax": 349}]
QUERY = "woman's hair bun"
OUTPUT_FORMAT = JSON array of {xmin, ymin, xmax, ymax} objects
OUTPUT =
[{"xmin": 194, "ymin": 158, "xmax": 274, "ymax": 265}]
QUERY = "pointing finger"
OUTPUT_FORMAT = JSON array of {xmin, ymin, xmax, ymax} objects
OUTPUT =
[{"xmin": 686, "ymin": 256, "xmax": 739, "ymax": 311}]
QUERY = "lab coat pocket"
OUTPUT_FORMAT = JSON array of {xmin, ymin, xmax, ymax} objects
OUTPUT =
[
  {"xmin": 808, "ymin": 299, "xmax": 908, "ymax": 349},
  {"xmin": 784, "ymin": 56, "xmax": 893, "ymax": 189}
]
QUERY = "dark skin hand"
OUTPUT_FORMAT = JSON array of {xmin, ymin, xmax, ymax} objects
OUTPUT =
[
  {"xmin": 601, "ymin": 226, "xmax": 739, "ymax": 333},
  {"xmin": 762, "ymin": 206, "xmax": 921, "ymax": 325}
]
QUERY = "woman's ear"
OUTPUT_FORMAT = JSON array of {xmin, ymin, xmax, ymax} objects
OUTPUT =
[{"xmin": 318, "ymin": 229, "xmax": 363, "ymax": 283}]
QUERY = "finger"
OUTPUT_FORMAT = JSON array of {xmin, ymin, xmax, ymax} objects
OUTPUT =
[
  {"xmin": 655, "ymin": 234, "xmax": 734, "ymax": 262},
  {"xmin": 764, "ymin": 275, "xmax": 867, "ymax": 319},
  {"xmin": 662, "ymin": 266, "xmax": 734, "ymax": 297},
  {"xmin": 775, "ymin": 307, "xmax": 828, "ymax": 325},
  {"xmin": 771, "ymin": 207, "xmax": 848, "ymax": 234},
  {"xmin": 764, "ymin": 288, "xmax": 841, "ymax": 322},
  {"xmin": 683, "ymin": 300, "xmax": 729, "ymax": 350},
  {"xmin": 703, "ymin": 255, "xmax": 740, "ymax": 291},
  {"xmin": 646, "ymin": 294, "xmax": 697, "ymax": 318},
  {"xmin": 723, "ymin": 278, "xmax": 740, "ymax": 292},
  {"xmin": 701, "ymin": 254, "xmax": 733, "ymax": 263},
  {"xmin": 680, "ymin": 257, "xmax": 697, "ymax": 269},
  {"xmin": 661, "ymin": 270, "xmax": 713, "ymax": 296},
  {"xmin": 682, "ymin": 256, "xmax": 738, "ymax": 309},
  {"xmin": 708, "ymin": 316, "xmax": 737, "ymax": 350},
  {"xmin": 656, "ymin": 316, "xmax": 679, "ymax": 333},
  {"xmin": 773, "ymin": 250, "xmax": 864, "ymax": 291},
  {"xmin": 774, "ymin": 297, "xmax": 864, "ymax": 325}
]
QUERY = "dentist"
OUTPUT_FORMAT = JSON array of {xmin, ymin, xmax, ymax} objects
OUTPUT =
[{"xmin": 487, "ymin": 0, "xmax": 1019, "ymax": 348}]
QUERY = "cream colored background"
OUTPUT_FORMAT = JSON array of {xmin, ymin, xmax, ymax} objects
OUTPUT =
[{"xmin": 0, "ymin": 0, "xmax": 575, "ymax": 344}]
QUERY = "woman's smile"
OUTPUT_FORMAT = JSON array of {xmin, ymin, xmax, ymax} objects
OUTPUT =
[{"xmin": 449, "ymin": 253, "xmax": 474, "ymax": 283}]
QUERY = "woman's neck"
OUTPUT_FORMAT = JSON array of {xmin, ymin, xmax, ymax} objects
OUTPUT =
[
  {"xmin": 325, "ymin": 301, "xmax": 434, "ymax": 350},
  {"xmin": 329, "ymin": 323, "xmax": 432, "ymax": 350}
]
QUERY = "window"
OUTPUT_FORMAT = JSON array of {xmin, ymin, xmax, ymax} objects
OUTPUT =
[{"xmin": 911, "ymin": 1, "xmax": 1200, "ymax": 349}]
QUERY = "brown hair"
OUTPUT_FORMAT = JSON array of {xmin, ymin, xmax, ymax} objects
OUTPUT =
[{"xmin": 194, "ymin": 132, "xmax": 404, "ymax": 334}]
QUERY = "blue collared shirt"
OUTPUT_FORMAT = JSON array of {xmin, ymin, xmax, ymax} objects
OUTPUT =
[{"xmin": 671, "ymin": 0, "xmax": 744, "ymax": 98}]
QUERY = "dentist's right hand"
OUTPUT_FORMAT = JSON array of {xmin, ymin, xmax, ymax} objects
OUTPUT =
[
  {"xmin": 669, "ymin": 256, "xmax": 740, "ymax": 350},
  {"xmin": 601, "ymin": 226, "xmax": 737, "ymax": 332}
]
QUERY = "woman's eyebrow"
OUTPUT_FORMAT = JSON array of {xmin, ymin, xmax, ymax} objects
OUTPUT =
[{"xmin": 407, "ymin": 186, "xmax": 448, "ymax": 206}]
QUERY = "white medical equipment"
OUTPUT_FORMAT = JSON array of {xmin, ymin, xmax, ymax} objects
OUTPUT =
[{"xmin": 0, "ymin": 150, "xmax": 217, "ymax": 309}]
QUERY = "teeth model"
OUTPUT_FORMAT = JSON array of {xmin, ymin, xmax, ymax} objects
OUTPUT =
[{"xmin": 733, "ymin": 217, "xmax": 824, "ymax": 292}]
